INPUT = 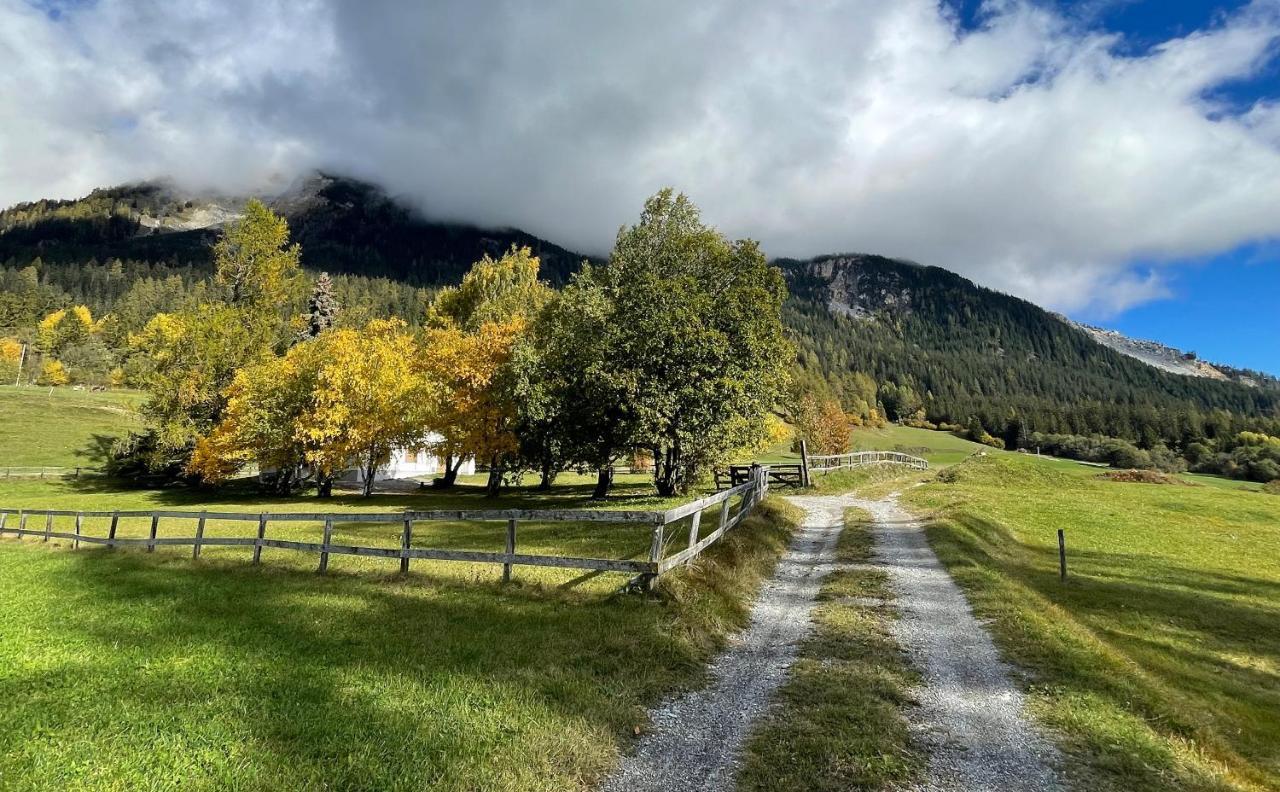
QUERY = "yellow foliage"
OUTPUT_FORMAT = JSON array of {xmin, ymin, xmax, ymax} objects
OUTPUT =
[
  {"xmin": 0, "ymin": 337, "xmax": 21, "ymax": 363},
  {"xmin": 421, "ymin": 319, "xmax": 525, "ymax": 465},
  {"xmin": 191, "ymin": 319, "xmax": 438, "ymax": 494},
  {"xmin": 428, "ymin": 245, "xmax": 552, "ymax": 331},
  {"xmin": 37, "ymin": 359, "xmax": 69, "ymax": 386}
]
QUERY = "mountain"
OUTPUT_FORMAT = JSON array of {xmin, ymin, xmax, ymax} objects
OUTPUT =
[
  {"xmin": 0, "ymin": 174, "xmax": 589, "ymax": 286},
  {"xmin": 3, "ymin": 178, "xmax": 1278, "ymax": 450},
  {"xmin": 778, "ymin": 253, "xmax": 1280, "ymax": 438}
]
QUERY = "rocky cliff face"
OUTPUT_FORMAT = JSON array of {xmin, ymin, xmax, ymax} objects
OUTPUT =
[{"xmin": 1070, "ymin": 322, "xmax": 1230, "ymax": 380}]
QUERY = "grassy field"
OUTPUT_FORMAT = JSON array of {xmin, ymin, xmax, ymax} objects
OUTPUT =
[
  {"xmin": 846, "ymin": 424, "xmax": 984, "ymax": 468},
  {"xmin": 0, "ymin": 385, "xmax": 143, "ymax": 469},
  {"xmin": 0, "ymin": 495, "xmax": 800, "ymax": 791},
  {"xmin": 906, "ymin": 454, "xmax": 1280, "ymax": 791},
  {"xmin": 738, "ymin": 509, "xmax": 922, "ymax": 791}
]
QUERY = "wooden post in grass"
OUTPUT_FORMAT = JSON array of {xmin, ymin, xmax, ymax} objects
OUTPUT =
[
  {"xmin": 319, "ymin": 517, "xmax": 334, "ymax": 574},
  {"xmin": 1058, "ymin": 529, "xmax": 1067, "ymax": 582},
  {"xmin": 643, "ymin": 524, "xmax": 665, "ymax": 592},
  {"xmin": 193, "ymin": 512, "xmax": 206, "ymax": 559},
  {"xmin": 19, "ymin": 510, "xmax": 28, "ymax": 537},
  {"xmin": 687, "ymin": 509, "xmax": 702, "ymax": 550},
  {"xmin": 0, "ymin": 510, "xmax": 6, "ymax": 535},
  {"xmin": 44, "ymin": 512, "xmax": 52, "ymax": 542},
  {"xmin": 503, "ymin": 518, "xmax": 517, "ymax": 583},
  {"xmin": 253, "ymin": 513, "xmax": 267, "ymax": 564},
  {"xmin": 108, "ymin": 511, "xmax": 119, "ymax": 548},
  {"xmin": 74, "ymin": 512, "xmax": 82, "ymax": 550},
  {"xmin": 400, "ymin": 517, "xmax": 412, "ymax": 575},
  {"xmin": 799, "ymin": 439, "xmax": 811, "ymax": 487},
  {"xmin": 147, "ymin": 514, "xmax": 159, "ymax": 552}
]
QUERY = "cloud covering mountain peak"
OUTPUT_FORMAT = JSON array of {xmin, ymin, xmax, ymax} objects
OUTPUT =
[{"xmin": 4, "ymin": 0, "xmax": 1280, "ymax": 315}]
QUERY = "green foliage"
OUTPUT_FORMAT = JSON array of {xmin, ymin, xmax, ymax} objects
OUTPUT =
[
  {"xmin": 598, "ymin": 189, "xmax": 792, "ymax": 495},
  {"xmin": 427, "ymin": 245, "xmax": 552, "ymax": 331},
  {"xmin": 782, "ymin": 255, "xmax": 1280, "ymax": 468},
  {"xmin": 213, "ymin": 198, "xmax": 303, "ymax": 310}
]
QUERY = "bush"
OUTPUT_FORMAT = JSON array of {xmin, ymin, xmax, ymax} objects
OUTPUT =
[{"xmin": 1263, "ymin": 480, "xmax": 1280, "ymax": 495}]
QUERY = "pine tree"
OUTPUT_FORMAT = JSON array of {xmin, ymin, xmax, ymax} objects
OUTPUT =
[{"xmin": 303, "ymin": 272, "xmax": 340, "ymax": 339}]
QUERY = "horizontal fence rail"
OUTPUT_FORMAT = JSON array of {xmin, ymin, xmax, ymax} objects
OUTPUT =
[
  {"xmin": 807, "ymin": 450, "xmax": 929, "ymax": 474},
  {"xmin": 0, "ymin": 467, "xmax": 771, "ymax": 591}
]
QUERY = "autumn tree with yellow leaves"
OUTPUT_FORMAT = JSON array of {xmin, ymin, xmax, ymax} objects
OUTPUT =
[
  {"xmin": 120, "ymin": 201, "xmax": 303, "ymax": 479},
  {"xmin": 191, "ymin": 320, "xmax": 434, "ymax": 497},
  {"xmin": 424, "ymin": 245, "xmax": 551, "ymax": 496}
]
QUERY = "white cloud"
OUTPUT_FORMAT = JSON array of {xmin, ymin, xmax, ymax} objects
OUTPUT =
[{"xmin": 2, "ymin": 0, "xmax": 1280, "ymax": 314}]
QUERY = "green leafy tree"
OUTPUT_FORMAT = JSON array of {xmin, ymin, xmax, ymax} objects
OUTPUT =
[
  {"xmin": 523, "ymin": 271, "xmax": 635, "ymax": 497},
  {"xmin": 213, "ymin": 198, "xmax": 302, "ymax": 311},
  {"xmin": 600, "ymin": 189, "xmax": 792, "ymax": 496}
]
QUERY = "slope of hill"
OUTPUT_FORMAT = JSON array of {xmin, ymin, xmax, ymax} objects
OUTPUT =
[
  {"xmin": 0, "ymin": 174, "xmax": 588, "ymax": 286},
  {"xmin": 779, "ymin": 253, "xmax": 1280, "ymax": 440}
]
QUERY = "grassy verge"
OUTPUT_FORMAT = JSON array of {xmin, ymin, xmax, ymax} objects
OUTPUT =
[
  {"xmin": 737, "ymin": 509, "xmax": 922, "ymax": 791},
  {"xmin": 906, "ymin": 454, "xmax": 1280, "ymax": 791},
  {"xmin": 0, "ymin": 497, "xmax": 799, "ymax": 791}
]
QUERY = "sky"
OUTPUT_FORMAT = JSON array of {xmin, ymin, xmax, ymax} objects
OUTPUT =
[{"xmin": 1, "ymin": 0, "xmax": 1278, "ymax": 373}]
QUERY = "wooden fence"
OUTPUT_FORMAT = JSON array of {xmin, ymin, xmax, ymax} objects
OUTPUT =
[
  {"xmin": 0, "ymin": 467, "xmax": 770, "ymax": 590},
  {"xmin": 716, "ymin": 464, "xmax": 804, "ymax": 490},
  {"xmin": 807, "ymin": 450, "xmax": 929, "ymax": 474}
]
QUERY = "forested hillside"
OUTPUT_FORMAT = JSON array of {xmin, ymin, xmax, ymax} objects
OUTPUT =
[
  {"xmin": 2, "ymin": 181, "xmax": 1278, "ymax": 482},
  {"xmin": 781, "ymin": 254, "xmax": 1280, "ymax": 479},
  {"xmin": 0, "ymin": 174, "xmax": 587, "ymax": 285}
]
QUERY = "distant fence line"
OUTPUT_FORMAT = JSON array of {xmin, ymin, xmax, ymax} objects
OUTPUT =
[
  {"xmin": 806, "ymin": 450, "xmax": 929, "ymax": 475},
  {"xmin": 0, "ymin": 467, "xmax": 771, "ymax": 590}
]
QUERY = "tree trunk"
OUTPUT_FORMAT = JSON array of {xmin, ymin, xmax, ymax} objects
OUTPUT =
[
  {"xmin": 591, "ymin": 466, "xmax": 614, "ymax": 499},
  {"xmin": 433, "ymin": 454, "xmax": 461, "ymax": 488},
  {"xmin": 484, "ymin": 455, "xmax": 502, "ymax": 498},
  {"xmin": 653, "ymin": 441, "xmax": 682, "ymax": 497},
  {"xmin": 538, "ymin": 456, "xmax": 556, "ymax": 490},
  {"xmin": 361, "ymin": 448, "xmax": 378, "ymax": 497}
]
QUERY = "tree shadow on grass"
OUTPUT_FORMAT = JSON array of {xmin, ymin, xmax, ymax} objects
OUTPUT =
[
  {"xmin": 0, "ymin": 537, "xmax": 746, "ymax": 790},
  {"xmin": 35, "ymin": 474, "xmax": 674, "ymax": 513}
]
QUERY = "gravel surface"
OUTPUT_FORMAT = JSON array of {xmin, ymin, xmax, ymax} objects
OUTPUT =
[
  {"xmin": 851, "ymin": 492, "xmax": 1066, "ymax": 792},
  {"xmin": 599, "ymin": 496, "xmax": 848, "ymax": 792}
]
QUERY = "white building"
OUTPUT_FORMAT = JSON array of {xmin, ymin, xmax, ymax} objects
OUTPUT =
[{"xmin": 338, "ymin": 434, "xmax": 476, "ymax": 485}]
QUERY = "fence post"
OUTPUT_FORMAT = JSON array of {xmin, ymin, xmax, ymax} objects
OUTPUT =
[
  {"xmin": 503, "ymin": 518, "xmax": 517, "ymax": 583},
  {"xmin": 642, "ymin": 524, "xmax": 665, "ymax": 591},
  {"xmin": 19, "ymin": 510, "xmax": 27, "ymax": 537},
  {"xmin": 687, "ymin": 508, "xmax": 702, "ymax": 549},
  {"xmin": 319, "ymin": 517, "xmax": 334, "ymax": 574},
  {"xmin": 799, "ymin": 439, "xmax": 811, "ymax": 487},
  {"xmin": 0, "ymin": 510, "xmax": 6, "ymax": 535},
  {"xmin": 44, "ymin": 512, "xmax": 52, "ymax": 542},
  {"xmin": 193, "ymin": 512, "xmax": 206, "ymax": 559},
  {"xmin": 108, "ymin": 511, "xmax": 119, "ymax": 548},
  {"xmin": 253, "ymin": 514, "xmax": 267, "ymax": 564},
  {"xmin": 74, "ymin": 512, "xmax": 82, "ymax": 550},
  {"xmin": 400, "ymin": 517, "xmax": 412, "ymax": 575},
  {"xmin": 147, "ymin": 514, "xmax": 159, "ymax": 552},
  {"xmin": 1058, "ymin": 529, "xmax": 1067, "ymax": 582}
]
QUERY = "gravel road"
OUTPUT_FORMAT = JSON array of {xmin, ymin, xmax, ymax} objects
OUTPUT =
[
  {"xmin": 852, "ymin": 492, "xmax": 1066, "ymax": 792},
  {"xmin": 599, "ymin": 495, "xmax": 848, "ymax": 792}
]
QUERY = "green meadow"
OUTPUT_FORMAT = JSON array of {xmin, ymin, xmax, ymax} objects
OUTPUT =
[{"xmin": 908, "ymin": 454, "xmax": 1280, "ymax": 791}]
